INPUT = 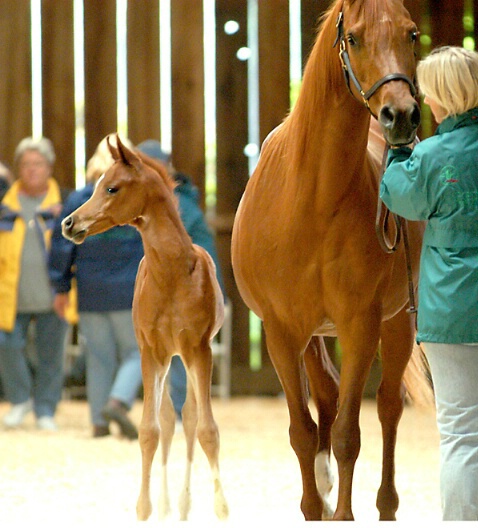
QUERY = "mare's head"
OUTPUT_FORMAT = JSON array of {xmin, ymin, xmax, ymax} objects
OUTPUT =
[
  {"xmin": 331, "ymin": 0, "xmax": 421, "ymax": 145},
  {"xmin": 62, "ymin": 134, "xmax": 173, "ymax": 244}
]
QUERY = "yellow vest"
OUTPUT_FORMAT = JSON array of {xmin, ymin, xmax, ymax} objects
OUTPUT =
[{"xmin": 0, "ymin": 179, "xmax": 62, "ymax": 331}]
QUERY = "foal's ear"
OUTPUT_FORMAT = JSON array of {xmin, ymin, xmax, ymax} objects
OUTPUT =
[
  {"xmin": 108, "ymin": 134, "xmax": 141, "ymax": 168},
  {"xmin": 107, "ymin": 135, "xmax": 120, "ymax": 161}
]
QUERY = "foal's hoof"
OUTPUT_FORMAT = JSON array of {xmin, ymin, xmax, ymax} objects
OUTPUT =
[
  {"xmin": 136, "ymin": 500, "xmax": 152, "ymax": 521},
  {"xmin": 214, "ymin": 492, "xmax": 229, "ymax": 520}
]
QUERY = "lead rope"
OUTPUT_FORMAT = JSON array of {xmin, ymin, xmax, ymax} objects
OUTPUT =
[{"xmin": 376, "ymin": 145, "xmax": 417, "ymax": 316}]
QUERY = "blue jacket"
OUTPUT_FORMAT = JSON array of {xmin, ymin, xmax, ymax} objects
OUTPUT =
[{"xmin": 380, "ymin": 107, "xmax": 478, "ymax": 344}]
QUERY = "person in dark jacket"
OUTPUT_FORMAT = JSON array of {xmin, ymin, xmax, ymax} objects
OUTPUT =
[
  {"xmin": 380, "ymin": 46, "xmax": 478, "ymax": 521},
  {"xmin": 136, "ymin": 140, "xmax": 225, "ymax": 421},
  {"xmin": 49, "ymin": 135, "xmax": 143, "ymax": 439}
]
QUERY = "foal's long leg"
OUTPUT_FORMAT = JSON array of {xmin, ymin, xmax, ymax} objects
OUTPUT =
[
  {"xmin": 332, "ymin": 313, "xmax": 381, "ymax": 521},
  {"xmin": 263, "ymin": 319, "xmax": 323, "ymax": 521},
  {"xmin": 184, "ymin": 342, "xmax": 229, "ymax": 520},
  {"xmin": 158, "ymin": 382, "xmax": 176, "ymax": 519},
  {"xmin": 136, "ymin": 349, "xmax": 164, "ymax": 521},
  {"xmin": 375, "ymin": 306, "xmax": 415, "ymax": 520},
  {"xmin": 177, "ymin": 370, "xmax": 198, "ymax": 520},
  {"xmin": 304, "ymin": 336, "xmax": 340, "ymax": 518}
]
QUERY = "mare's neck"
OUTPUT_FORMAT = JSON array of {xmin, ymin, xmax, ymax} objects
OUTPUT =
[{"xmin": 287, "ymin": 8, "xmax": 371, "ymax": 181}]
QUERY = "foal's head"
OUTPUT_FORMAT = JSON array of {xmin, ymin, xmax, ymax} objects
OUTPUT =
[
  {"xmin": 62, "ymin": 134, "xmax": 174, "ymax": 244},
  {"xmin": 330, "ymin": 0, "xmax": 421, "ymax": 145}
]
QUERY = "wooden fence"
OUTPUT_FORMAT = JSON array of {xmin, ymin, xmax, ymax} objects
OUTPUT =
[{"xmin": 0, "ymin": 0, "xmax": 475, "ymax": 394}]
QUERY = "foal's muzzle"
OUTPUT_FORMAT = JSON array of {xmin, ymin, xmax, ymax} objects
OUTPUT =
[{"xmin": 62, "ymin": 214, "xmax": 88, "ymax": 245}]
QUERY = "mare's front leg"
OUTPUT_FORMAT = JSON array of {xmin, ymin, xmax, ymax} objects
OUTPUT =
[
  {"xmin": 304, "ymin": 336, "xmax": 340, "ymax": 518},
  {"xmin": 184, "ymin": 342, "xmax": 229, "ymax": 520},
  {"xmin": 136, "ymin": 349, "xmax": 167, "ymax": 521},
  {"xmin": 375, "ymin": 306, "xmax": 415, "ymax": 520},
  {"xmin": 332, "ymin": 311, "xmax": 381, "ymax": 520},
  {"xmin": 263, "ymin": 318, "xmax": 323, "ymax": 520}
]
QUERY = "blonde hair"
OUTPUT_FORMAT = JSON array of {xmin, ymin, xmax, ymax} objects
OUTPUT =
[
  {"xmin": 85, "ymin": 134, "xmax": 135, "ymax": 183},
  {"xmin": 417, "ymin": 46, "xmax": 478, "ymax": 118}
]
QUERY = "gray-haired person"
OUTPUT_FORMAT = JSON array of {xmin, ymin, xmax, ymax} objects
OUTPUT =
[{"xmin": 0, "ymin": 137, "xmax": 67, "ymax": 431}]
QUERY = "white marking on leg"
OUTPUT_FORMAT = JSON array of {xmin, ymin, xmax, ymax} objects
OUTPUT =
[
  {"xmin": 158, "ymin": 463, "xmax": 171, "ymax": 519},
  {"xmin": 212, "ymin": 468, "xmax": 229, "ymax": 519},
  {"xmin": 178, "ymin": 461, "xmax": 192, "ymax": 520},
  {"xmin": 315, "ymin": 450, "xmax": 335, "ymax": 519}
]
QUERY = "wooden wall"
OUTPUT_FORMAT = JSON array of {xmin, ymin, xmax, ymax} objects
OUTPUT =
[{"xmin": 0, "ymin": 0, "xmax": 475, "ymax": 394}]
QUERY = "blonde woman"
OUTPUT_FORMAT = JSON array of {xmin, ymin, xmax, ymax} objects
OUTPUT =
[
  {"xmin": 380, "ymin": 46, "xmax": 478, "ymax": 520},
  {"xmin": 49, "ymin": 135, "xmax": 143, "ymax": 439}
]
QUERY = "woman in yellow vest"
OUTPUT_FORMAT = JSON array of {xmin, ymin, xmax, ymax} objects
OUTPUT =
[{"xmin": 0, "ymin": 137, "xmax": 67, "ymax": 431}]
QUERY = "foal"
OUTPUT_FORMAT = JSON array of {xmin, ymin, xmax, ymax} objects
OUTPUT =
[{"xmin": 62, "ymin": 135, "xmax": 228, "ymax": 521}]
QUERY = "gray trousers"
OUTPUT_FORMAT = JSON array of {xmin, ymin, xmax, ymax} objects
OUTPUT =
[{"xmin": 424, "ymin": 342, "xmax": 478, "ymax": 521}]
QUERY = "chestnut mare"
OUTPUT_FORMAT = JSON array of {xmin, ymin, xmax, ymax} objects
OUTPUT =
[
  {"xmin": 232, "ymin": 0, "xmax": 429, "ymax": 521},
  {"xmin": 62, "ymin": 136, "xmax": 228, "ymax": 522}
]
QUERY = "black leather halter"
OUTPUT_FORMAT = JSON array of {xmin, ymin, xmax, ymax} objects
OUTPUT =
[{"xmin": 333, "ymin": 11, "xmax": 417, "ymax": 118}]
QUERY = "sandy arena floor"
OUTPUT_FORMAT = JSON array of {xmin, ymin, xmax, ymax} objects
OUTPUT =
[{"xmin": 0, "ymin": 396, "xmax": 441, "ymax": 526}]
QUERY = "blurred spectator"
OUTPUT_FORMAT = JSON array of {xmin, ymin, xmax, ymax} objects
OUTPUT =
[
  {"xmin": 137, "ymin": 139, "xmax": 225, "ymax": 420},
  {"xmin": 49, "ymin": 135, "xmax": 143, "ymax": 439},
  {"xmin": 0, "ymin": 161, "xmax": 13, "ymax": 201},
  {"xmin": 0, "ymin": 137, "xmax": 67, "ymax": 431}
]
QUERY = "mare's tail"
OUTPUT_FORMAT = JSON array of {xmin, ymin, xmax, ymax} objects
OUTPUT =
[{"xmin": 403, "ymin": 342, "xmax": 435, "ymax": 409}]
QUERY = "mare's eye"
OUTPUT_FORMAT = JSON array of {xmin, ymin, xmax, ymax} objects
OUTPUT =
[
  {"xmin": 410, "ymin": 30, "xmax": 419, "ymax": 43},
  {"xmin": 106, "ymin": 187, "xmax": 118, "ymax": 195},
  {"xmin": 346, "ymin": 34, "xmax": 357, "ymax": 46}
]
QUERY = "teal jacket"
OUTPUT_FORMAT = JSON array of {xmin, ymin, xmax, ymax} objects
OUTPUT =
[{"xmin": 380, "ymin": 107, "xmax": 478, "ymax": 344}]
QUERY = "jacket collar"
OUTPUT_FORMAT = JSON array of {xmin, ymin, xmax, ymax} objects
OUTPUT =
[
  {"xmin": 436, "ymin": 107, "xmax": 478, "ymax": 135},
  {"xmin": 2, "ymin": 178, "xmax": 61, "ymax": 211}
]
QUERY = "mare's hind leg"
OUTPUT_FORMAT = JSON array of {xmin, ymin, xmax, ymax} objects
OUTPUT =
[
  {"xmin": 263, "ymin": 319, "xmax": 323, "ymax": 520},
  {"xmin": 304, "ymin": 336, "xmax": 340, "ymax": 518},
  {"xmin": 158, "ymin": 384, "xmax": 176, "ymax": 519},
  {"xmin": 136, "ymin": 350, "xmax": 167, "ymax": 521},
  {"xmin": 375, "ymin": 306, "xmax": 415, "ymax": 520},
  {"xmin": 183, "ymin": 342, "xmax": 229, "ymax": 520}
]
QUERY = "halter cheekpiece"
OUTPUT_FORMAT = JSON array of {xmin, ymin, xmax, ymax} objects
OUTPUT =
[{"xmin": 333, "ymin": 10, "xmax": 417, "ymax": 117}]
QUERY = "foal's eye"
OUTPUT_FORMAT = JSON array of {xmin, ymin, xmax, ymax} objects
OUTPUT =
[
  {"xmin": 106, "ymin": 187, "xmax": 118, "ymax": 195},
  {"xmin": 410, "ymin": 30, "xmax": 419, "ymax": 43}
]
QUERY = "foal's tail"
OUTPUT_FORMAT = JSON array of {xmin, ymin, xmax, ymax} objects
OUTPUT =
[{"xmin": 403, "ymin": 342, "xmax": 435, "ymax": 409}]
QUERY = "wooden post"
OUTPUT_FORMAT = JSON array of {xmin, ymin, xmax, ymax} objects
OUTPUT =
[
  {"xmin": 41, "ymin": 0, "xmax": 76, "ymax": 191},
  {"xmin": 215, "ymin": 0, "xmax": 250, "ymax": 394},
  {"xmin": 474, "ymin": 0, "xmax": 478, "ymax": 45},
  {"xmin": 171, "ymin": 0, "xmax": 206, "ymax": 200},
  {"xmin": 83, "ymin": 0, "xmax": 118, "ymax": 161},
  {"xmin": 127, "ymin": 0, "xmax": 161, "ymax": 146},
  {"xmin": 429, "ymin": 0, "xmax": 465, "ymax": 47},
  {"xmin": 0, "ymin": 1, "xmax": 32, "ymax": 166},
  {"xmin": 301, "ymin": 0, "xmax": 331, "ymax": 70}
]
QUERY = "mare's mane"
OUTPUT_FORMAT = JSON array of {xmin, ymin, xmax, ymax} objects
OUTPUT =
[{"xmin": 268, "ymin": 0, "xmax": 398, "ymax": 173}]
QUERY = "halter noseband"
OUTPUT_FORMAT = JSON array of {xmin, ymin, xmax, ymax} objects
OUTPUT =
[{"xmin": 333, "ymin": 11, "xmax": 417, "ymax": 117}]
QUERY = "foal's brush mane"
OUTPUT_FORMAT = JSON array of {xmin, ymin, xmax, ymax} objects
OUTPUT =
[{"xmin": 108, "ymin": 134, "xmax": 178, "ymax": 203}]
